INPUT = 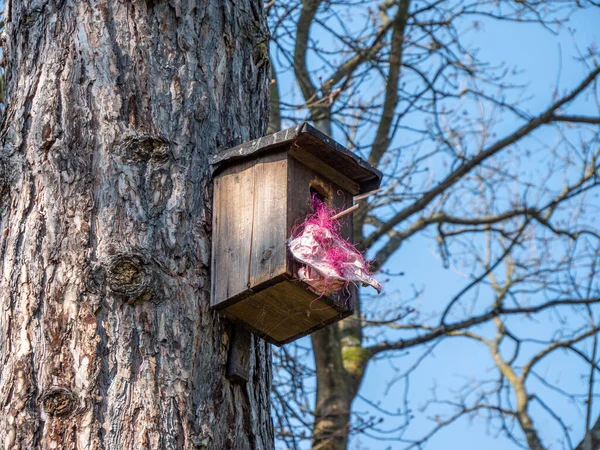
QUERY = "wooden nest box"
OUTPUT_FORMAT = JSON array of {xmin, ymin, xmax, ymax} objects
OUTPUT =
[{"xmin": 210, "ymin": 123, "xmax": 382, "ymax": 345}]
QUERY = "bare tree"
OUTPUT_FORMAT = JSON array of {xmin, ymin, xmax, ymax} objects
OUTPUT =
[
  {"xmin": 268, "ymin": 1, "xmax": 600, "ymax": 449},
  {"xmin": 0, "ymin": 1, "xmax": 273, "ymax": 448}
]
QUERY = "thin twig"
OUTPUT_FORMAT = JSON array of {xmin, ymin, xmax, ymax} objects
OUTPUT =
[
  {"xmin": 331, "ymin": 204, "xmax": 359, "ymax": 220},
  {"xmin": 353, "ymin": 188, "xmax": 383, "ymax": 202}
]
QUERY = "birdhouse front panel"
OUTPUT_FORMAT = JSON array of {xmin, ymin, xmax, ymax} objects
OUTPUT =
[
  {"xmin": 211, "ymin": 150, "xmax": 290, "ymax": 308},
  {"xmin": 210, "ymin": 123, "xmax": 381, "ymax": 346}
]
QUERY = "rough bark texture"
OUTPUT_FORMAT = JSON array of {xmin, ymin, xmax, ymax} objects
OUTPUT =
[
  {"xmin": 0, "ymin": 1, "xmax": 273, "ymax": 449},
  {"xmin": 311, "ymin": 326, "xmax": 351, "ymax": 450}
]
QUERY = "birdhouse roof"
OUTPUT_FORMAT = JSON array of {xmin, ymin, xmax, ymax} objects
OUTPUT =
[{"xmin": 211, "ymin": 122, "xmax": 382, "ymax": 194}]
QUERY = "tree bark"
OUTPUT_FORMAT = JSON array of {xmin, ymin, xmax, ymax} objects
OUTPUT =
[
  {"xmin": 576, "ymin": 416, "xmax": 600, "ymax": 450},
  {"xmin": 311, "ymin": 326, "xmax": 350, "ymax": 450},
  {"xmin": 0, "ymin": 1, "xmax": 273, "ymax": 449},
  {"xmin": 311, "ymin": 298, "xmax": 368, "ymax": 450}
]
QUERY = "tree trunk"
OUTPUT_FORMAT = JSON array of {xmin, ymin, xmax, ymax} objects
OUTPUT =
[
  {"xmin": 311, "ymin": 302, "xmax": 367, "ymax": 450},
  {"xmin": 0, "ymin": 1, "xmax": 272, "ymax": 449},
  {"xmin": 311, "ymin": 326, "xmax": 350, "ymax": 450}
]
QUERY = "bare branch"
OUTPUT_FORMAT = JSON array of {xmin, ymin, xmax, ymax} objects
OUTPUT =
[
  {"xmin": 362, "ymin": 65, "xmax": 600, "ymax": 250},
  {"xmin": 368, "ymin": 0, "xmax": 411, "ymax": 167}
]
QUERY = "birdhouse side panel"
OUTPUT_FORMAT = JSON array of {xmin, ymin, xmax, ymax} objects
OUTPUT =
[
  {"xmin": 287, "ymin": 153, "xmax": 355, "ymax": 252},
  {"xmin": 288, "ymin": 146, "xmax": 360, "ymax": 195},
  {"xmin": 286, "ymin": 155, "xmax": 356, "ymax": 313}
]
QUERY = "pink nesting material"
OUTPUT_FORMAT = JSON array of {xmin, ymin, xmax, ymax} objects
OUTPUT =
[{"xmin": 288, "ymin": 195, "xmax": 382, "ymax": 296}]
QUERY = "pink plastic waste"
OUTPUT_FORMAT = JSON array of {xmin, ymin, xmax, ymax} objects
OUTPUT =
[{"xmin": 288, "ymin": 195, "xmax": 381, "ymax": 296}]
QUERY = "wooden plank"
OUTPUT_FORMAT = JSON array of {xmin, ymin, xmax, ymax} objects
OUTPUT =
[
  {"xmin": 287, "ymin": 155, "xmax": 317, "ymax": 281},
  {"xmin": 288, "ymin": 147, "xmax": 360, "ymax": 195},
  {"xmin": 210, "ymin": 125, "xmax": 304, "ymax": 166},
  {"xmin": 287, "ymin": 156, "xmax": 355, "ymax": 314},
  {"xmin": 328, "ymin": 174, "xmax": 356, "ymax": 316},
  {"xmin": 223, "ymin": 280, "xmax": 349, "ymax": 345},
  {"xmin": 210, "ymin": 123, "xmax": 382, "ymax": 194},
  {"xmin": 226, "ymin": 326, "xmax": 252, "ymax": 383},
  {"xmin": 287, "ymin": 155, "xmax": 354, "ymax": 272},
  {"xmin": 296, "ymin": 131, "xmax": 381, "ymax": 192},
  {"xmin": 298, "ymin": 123, "xmax": 382, "ymax": 189},
  {"xmin": 211, "ymin": 164, "xmax": 255, "ymax": 307},
  {"xmin": 250, "ymin": 152, "xmax": 288, "ymax": 288}
]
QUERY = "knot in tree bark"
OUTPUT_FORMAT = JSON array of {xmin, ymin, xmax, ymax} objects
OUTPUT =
[
  {"xmin": 107, "ymin": 252, "xmax": 163, "ymax": 304},
  {"xmin": 40, "ymin": 387, "xmax": 79, "ymax": 418},
  {"xmin": 119, "ymin": 134, "xmax": 171, "ymax": 164}
]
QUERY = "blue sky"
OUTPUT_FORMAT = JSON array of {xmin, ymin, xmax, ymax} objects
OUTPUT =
[
  {"xmin": 356, "ymin": 8, "xmax": 600, "ymax": 450},
  {"xmin": 272, "ymin": 4, "xmax": 600, "ymax": 450}
]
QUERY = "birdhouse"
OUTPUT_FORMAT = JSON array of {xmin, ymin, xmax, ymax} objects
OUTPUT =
[{"xmin": 210, "ymin": 123, "xmax": 382, "ymax": 345}]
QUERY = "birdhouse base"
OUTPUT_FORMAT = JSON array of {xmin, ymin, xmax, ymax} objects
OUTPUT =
[{"xmin": 214, "ymin": 275, "xmax": 353, "ymax": 346}]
